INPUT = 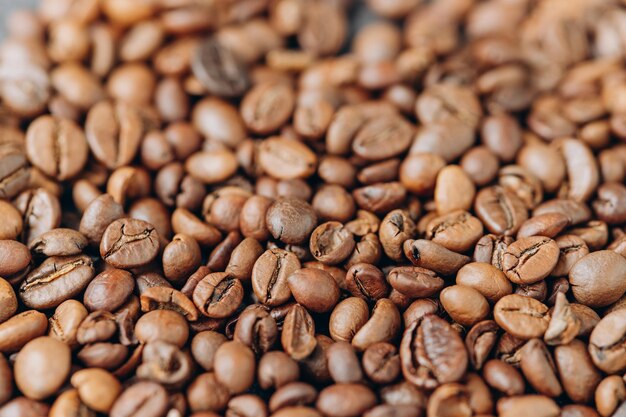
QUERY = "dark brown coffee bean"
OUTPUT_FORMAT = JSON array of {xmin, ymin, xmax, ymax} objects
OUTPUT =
[
  {"xmin": 593, "ymin": 182, "xmax": 626, "ymax": 224},
  {"xmin": 494, "ymin": 294, "xmax": 550, "ymax": 340},
  {"xmin": 502, "ymin": 236, "xmax": 559, "ymax": 285},
  {"xmin": 475, "ymin": 186, "xmax": 528, "ymax": 236},
  {"xmin": 362, "ymin": 342, "xmax": 400, "ymax": 384},
  {"xmin": 28, "ymin": 228, "xmax": 87, "ymax": 257},
  {"xmin": 240, "ymin": 195, "xmax": 272, "ymax": 241},
  {"xmin": 387, "ymin": 266, "xmax": 443, "ymax": 298},
  {"xmin": 517, "ymin": 213, "xmax": 570, "ymax": 239},
  {"xmin": 329, "ymin": 297, "xmax": 369, "ymax": 343},
  {"xmin": 77, "ymin": 342, "xmax": 128, "ymax": 370},
  {"xmin": 400, "ymin": 314, "xmax": 468, "ymax": 389},
  {"xmin": 193, "ymin": 272, "xmax": 244, "ymax": 319},
  {"xmin": 137, "ymin": 341, "xmax": 193, "ymax": 388},
  {"xmin": 20, "ymin": 255, "xmax": 94, "ymax": 310},
  {"xmin": 79, "ymin": 194, "xmax": 124, "ymax": 247},
  {"xmin": 326, "ymin": 342, "xmax": 363, "ymax": 384},
  {"xmin": 252, "ymin": 248, "xmax": 300, "ymax": 307},
  {"xmin": 281, "ymin": 304, "xmax": 317, "ymax": 360},
  {"xmin": 456, "ymin": 262, "xmax": 512, "ymax": 303},
  {"xmin": 207, "ymin": 231, "xmax": 242, "ymax": 271},
  {"xmin": 191, "ymin": 36, "xmax": 249, "ymax": 97},
  {"xmin": 345, "ymin": 263, "xmax": 389, "ymax": 301},
  {"xmin": 100, "ymin": 218, "xmax": 160, "ymax": 269},
  {"xmin": 84, "ymin": 268, "xmax": 134, "ymax": 312}
]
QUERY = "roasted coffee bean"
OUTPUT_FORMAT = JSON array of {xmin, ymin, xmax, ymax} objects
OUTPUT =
[
  {"xmin": 193, "ymin": 272, "xmax": 244, "ymax": 319},
  {"xmin": 135, "ymin": 310, "xmax": 189, "ymax": 348},
  {"xmin": 345, "ymin": 263, "xmax": 389, "ymax": 301},
  {"xmin": 595, "ymin": 376, "xmax": 626, "ymax": 417},
  {"xmin": 502, "ymin": 236, "xmax": 560, "ymax": 285},
  {"xmin": 0, "ymin": 310, "xmax": 48, "ymax": 353},
  {"xmin": 207, "ymin": 231, "xmax": 242, "ymax": 271},
  {"xmin": 362, "ymin": 342, "xmax": 400, "ymax": 384},
  {"xmin": 28, "ymin": 228, "xmax": 88, "ymax": 257},
  {"xmin": 520, "ymin": 339, "xmax": 563, "ymax": 397},
  {"xmin": 282, "ymin": 304, "xmax": 317, "ymax": 360},
  {"xmin": 316, "ymin": 383, "xmax": 377, "ymax": 417},
  {"xmin": 379, "ymin": 209, "xmax": 415, "ymax": 261},
  {"xmin": 555, "ymin": 339, "xmax": 601, "ymax": 403},
  {"xmin": 100, "ymin": 218, "xmax": 160, "ymax": 269},
  {"xmin": 387, "ymin": 266, "xmax": 444, "ymax": 298},
  {"xmin": 234, "ymin": 305, "xmax": 277, "ymax": 355},
  {"xmin": 258, "ymin": 351, "xmax": 300, "ymax": 390},
  {"xmin": 225, "ymin": 237, "xmax": 264, "ymax": 281},
  {"xmin": 403, "ymin": 239, "xmax": 470, "ymax": 276},
  {"xmin": 162, "ymin": 234, "xmax": 202, "ymax": 283},
  {"xmin": 456, "ymin": 262, "xmax": 512, "ymax": 303},
  {"xmin": 496, "ymin": 395, "xmax": 560, "ymax": 417},
  {"xmin": 137, "ymin": 341, "xmax": 193, "ymax": 388},
  {"xmin": 77, "ymin": 343, "xmax": 128, "ymax": 370},
  {"xmin": 440, "ymin": 285, "xmax": 490, "ymax": 326},
  {"xmin": 329, "ymin": 297, "xmax": 370, "ymax": 343},
  {"xmin": 25, "ymin": 115, "xmax": 88, "ymax": 180},
  {"xmin": 140, "ymin": 286, "xmax": 198, "ymax": 321},
  {"xmin": 79, "ymin": 194, "xmax": 124, "ymax": 246},
  {"xmin": 20, "ymin": 255, "xmax": 94, "ymax": 309},
  {"xmin": 14, "ymin": 188, "xmax": 62, "ymax": 246},
  {"xmin": 494, "ymin": 295, "xmax": 550, "ymax": 340},
  {"xmin": 309, "ymin": 222, "xmax": 355, "ymax": 265},
  {"xmin": 465, "ymin": 320, "xmax": 499, "ymax": 370},
  {"xmin": 425, "ymin": 210, "xmax": 483, "ymax": 253},
  {"xmin": 191, "ymin": 36, "xmax": 250, "ymax": 97},
  {"xmin": 483, "ymin": 359, "xmax": 524, "ymax": 396},
  {"xmin": 187, "ymin": 372, "xmax": 230, "ymax": 413},
  {"xmin": 552, "ymin": 234, "xmax": 589, "ymax": 277},
  {"xmin": 326, "ymin": 342, "xmax": 363, "ymax": 383},
  {"xmin": 266, "ymin": 198, "xmax": 318, "ymax": 245},
  {"xmin": 258, "ymin": 137, "xmax": 318, "ymax": 181},
  {"xmin": 287, "ymin": 268, "xmax": 340, "ymax": 313},
  {"xmin": 400, "ymin": 314, "xmax": 468, "ymax": 389},
  {"xmin": 110, "ymin": 381, "xmax": 169, "ymax": 417},
  {"xmin": 83, "ymin": 268, "xmax": 134, "ymax": 312},
  {"xmin": 252, "ymin": 248, "xmax": 299, "ymax": 307},
  {"xmin": 353, "ymin": 182, "xmax": 407, "ymax": 215},
  {"xmin": 0, "ymin": 200, "xmax": 23, "ymax": 240},
  {"xmin": 588, "ymin": 308, "xmax": 626, "ymax": 374},
  {"xmin": 269, "ymin": 381, "xmax": 318, "ymax": 412},
  {"xmin": 569, "ymin": 250, "xmax": 626, "ymax": 307},
  {"xmin": 71, "ymin": 368, "xmax": 121, "ymax": 413},
  {"xmin": 14, "ymin": 336, "xmax": 71, "ymax": 400},
  {"xmin": 475, "ymin": 186, "xmax": 528, "ymax": 236}
]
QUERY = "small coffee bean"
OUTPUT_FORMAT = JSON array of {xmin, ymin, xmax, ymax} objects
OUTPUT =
[
  {"xmin": 465, "ymin": 320, "xmax": 499, "ymax": 370},
  {"xmin": 345, "ymin": 263, "xmax": 389, "ymax": 301},
  {"xmin": 266, "ymin": 198, "xmax": 318, "ymax": 245},
  {"xmin": 191, "ymin": 36, "xmax": 250, "ymax": 97},
  {"xmin": 494, "ymin": 295, "xmax": 550, "ymax": 340},
  {"xmin": 282, "ymin": 304, "xmax": 317, "ymax": 360},
  {"xmin": 162, "ymin": 234, "xmax": 202, "ymax": 283},
  {"xmin": 0, "ymin": 201, "xmax": 23, "ymax": 240},
  {"xmin": 135, "ymin": 310, "xmax": 189, "ymax": 348},
  {"xmin": 234, "ymin": 305, "xmax": 277, "ymax": 355},
  {"xmin": 551, "ymin": 234, "xmax": 589, "ymax": 277},
  {"xmin": 380, "ymin": 209, "xmax": 415, "ymax": 261},
  {"xmin": 258, "ymin": 137, "xmax": 317, "ymax": 180},
  {"xmin": 79, "ymin": 194, "xmax": 124, "ymax": 246},
  {"xmin": 71, "ymin": 368, "xmax": 121, "ymax": 413},
  {"xmin": 483, "ymin": 360, "xmax": 525, "ymax": 396},
  {"xmin": 554, "ymin": 339, "xmax": 601, "ymax": 403},
  {"xmin": 400, "ymin": 314, "xmax": 468, "ymax": 389},
  {"xmin": 403, "ymin": 239, "xmax": 470, "ymax": 276},
  {"xmin": 474, "ymin": 186, "xmax": 528, "ymax": 236},
  {"xmin": 287, "ymin": 268, "xmax": 340, "ymax": 313},
  {"xmin": 269, "ymin": 381, "xmax": 318, "ymax": 412},
  {"xmin": 258, "ymin": 351, "xmax": 300, "ymax": 390},
  {"xmin": 387, "ymin": 266, "xmax": 444, "ymax": 298},
  {"xmin": 329, "ymin": 297, "xmax": 369, "ymax": 343},
  {"xmin": 352, "ymin": 298, "xmax": 401, "ymax": 351},
  {"xmin": 193, "ymin": 272, "xmax": 244, "ymax": 319},
  {"xmin": 352, "ymin": 182, "xmax": 407, "ymax": 215},
  {"xmin": 435, "ymin": 165, "xmax": 475, "ymax": 214},
  {"xmin": 440, "ymin": 285, "xmax": 490, "ymax": 326},
  {"xmin": 456, "ymin": 262, "xmax": 512, "ymax": 303},
  {"xmin": 519, "ymin": 338, "xmax": 563, "ymax": 397},
  {"xmin": 309, "ymin": 222, "xmax": 355, "ymax": 265},
  {"xmin": 595, "ymin": 376, "xmax": 625, "ymax": 417},
  {"xmin": 14, "ymin": 188, "xmax": 62, "ymax": 246},
  {"xmin": 187, "ymin": 372, "xmax": 231, "ymax": 413},
  {"xmin": 14, "ymin": 336, "xmax": 71, "ymax": 400},
  {"xmin": 83, "ymin": 268, "xmax": 134, "ymax": 312},
  {"xmin": 20, "ymin": 255, "xmax": 95, "ymax": 310},
  {"xmin": 426, "ymin": 210, "xmax": 483, "ymax": 253},
  {"xmin": 497, "ymin": 395, "xmax": 560, "ymax": 417},
  {"xmin": 569, "ymin": 250, "xmax": 626, "ymax": 307},
  {"xmin": 140, "ymin": 286, "xmax": 198, "ymax": 321},
  {"xmin": 502, "ymin": 236, "xmax": 560, "ymax": 285},
  {"xmin": 252, "ymin": 248, "xmax": 299, "ymax": 307},
  {"xmin": 326, "ymin": 342, "xmax": 363, "ymax": 384},
  {"xmin": 0, "ymin": 241, "xmax": 30, "ymax": 283},
  {"xmin": 100, "ymin": 218, "xmax": 160, "ymax": 269}
]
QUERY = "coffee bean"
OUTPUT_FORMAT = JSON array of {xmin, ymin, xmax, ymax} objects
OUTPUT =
[
  {"xmin": 329, "ymin": 297, "xmax": 369, "ymax": 343},
  {"xmin": 425, "ymin": 210, "xmax": 483, "ymax": 253},
  {"xmin": 25, "ymin": 115, "xmax": 88, "ymax": 180},
  {"xmin": 555, "ymin": 339, "xmax": 601, "ymax": 403},
  {"xmin": 20, "ymin": 255, "xmax": 94, "ymax": 309},
  {"xmin": 309, "ymin": 222, "xmax": 355, "ymax": 265},
  {"xmin": 440, "ymin": 285, "xmax": 490, "ymax": 326},
  {"xmin": 465, "ymin": 320, "xmax": 499, "ymax": 370},
  {"xmin": 266, "ymin": 198, "xmax": 317, "ymax": 245},
  {"xmin": 258, "ymin": 351, "xmax": 300, "ymax": 390},
  {"xmin": 352, "ymin": 115, "xmax": 413, "ymax": 161},
  {"xmin": 15, "ymin": 336, "xmax": 71, "ymax": 400},
  {"xmin": 0, "ymin": 201, "xmax": 23, "ymax": 240},
  {"xmin": 71, "ymin": 368, "xmax": 121, "ymax": 413},
  {"xmin": 287, "ymin": 268, "xmax": 340, "ymax": 313},
  {"xmin": 353, "ymin": 182, "xmax": 407, "ymax": 215},
  {"xmin": 281, "ymin": 304, "xmax": 317, "ymax": 360},
  {"xmin": 387, "ymin": 266, "xmax": 444, "ymax": 298},
  {"xmin": 362, "ymin": 342, "xmax": 400, "ymax": 384},
  {"xmin": 588, "ymin": 308, "xmax": 626, "ymax": 374},
  {"xmin": 0, "ymin": 240, "xmax": 30, "ymax": 282},
  {"xmin": 252, "ymin": 248, "xmax": 300, "ymax": 307},
  {"xmin": 269, "ymin": 381, "xmax": 318, "ymax": 412},
  {"xmin": 497, "ymin": 395, "xmax": 560, "ymax": 417},
  {"xmin": 483, "ymin": 359, "xmax": 525, "ymax": 396},
  {"xmin": 110, "ymin": 381, "xmax": 169, "ymax": 417},
  {"xmin": 259, "ymin": 137, "xmax": 318, "ymax": 181},
  {"xmin": 191, "ymin": 36, "xmax": 249, "ymax": 97},
  {"xmin": 83, "ymin": 268, "xmax": 134, "ymax": 312},
  {"xmin": 569, "ymin": 250, "xmax": 626, "ymax": 307},
  {"xmin": 519, "ymin": 339, "xmax": 563, "ymax": 397},
  {"xmin": 100, "ymin": 218, "xmax": 160, "ymax": 269},
  {"xmin": 380, "ymin": 209, "xmax": 415, "ymax": 261},
  {"xmin": 79, "ymin": 194, "xmax": 124, "ymax": 247},
  {"xmin": 352, "ymin": 298, "xmax": 400, "ymax": 351},
  {"xmin": 14, "ymin": 188, "xmax": 62, "ymax": 246},
  {"xmin": 502, "ymin": 236, "xmax": 560, "ymax": 285},
  {"xmin": 551, "ymin": 234, "xmax": 589, "ymax": 276},
  {"xmin": 494, "ymin": 295, "xmax": 550, "ymax": 340},
  {"xmin": 456, "ymin": 262, "xmax": 512, "ymax": 303},
  {"xmin": 28, "ymin": 228, "xmax": 88, "ymax": 257},
  {"xmin": 193, "ymin": 272, "xmax": 244, "ymax": 319},
  {"xmin": 595, "ymin": 376, "xmax": 626, "ymax": 417},
  {"xmin": 316, "ymin": 383, "xmax": 376, "ymax": 417},
  {"xmin": 241, "ymin": 82, "xmax": 295, "ymax": 135},
  {"xmin": 162, "ymin": 233, "xmax": 202, "ymax": 283},
  {"xmin": 187, "ymin": 372, "xmax": 230, "ymax": 413},
  {"xmin": 135, "ymin": 310, "xmax": 189, "ymax": 348},
  {"xmin": 475, "ymin": 186, "xmax": 528, "ymax": 236},
  {"xmin": 403, "ymin": 239, "xmax": 470, "ymax": 276},
  {"xmin": 140, "ymin": 286, "xmax": 198, "ymax": 321},
  {"xmin": 400, "ymin": 314, "xmax": 468, "ymax": 389}
]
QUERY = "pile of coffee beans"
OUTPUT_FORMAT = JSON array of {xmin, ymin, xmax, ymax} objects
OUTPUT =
[{"xmin": 0, "ymin": 0, "xmax": 626, "ymax": 416}]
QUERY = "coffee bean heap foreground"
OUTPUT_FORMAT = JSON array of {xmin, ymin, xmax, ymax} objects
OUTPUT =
[{"xmin": 0, "ymin": 0, "xmax": 626, "ymax": 416}]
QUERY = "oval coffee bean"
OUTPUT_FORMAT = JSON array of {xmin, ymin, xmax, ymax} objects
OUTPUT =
[
  {"xmin": 502, "ymin": 236, "xmax": 559, "ymax": 285},
  {"xmin": 100, "ymin": 218, "xmax": 160, "ymax": 269},
  {"xmin": 494, "ymin": 295, "xmax": 550, "ymax": 340}
]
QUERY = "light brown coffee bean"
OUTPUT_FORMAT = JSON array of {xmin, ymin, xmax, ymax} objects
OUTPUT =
[
  {"xmin": 494, "ymin": 295, "xmax": 550, "ymax": 340},
  {"xmin": 502, "ymin": 236, "xmax": 560, "ymax": 285}
]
